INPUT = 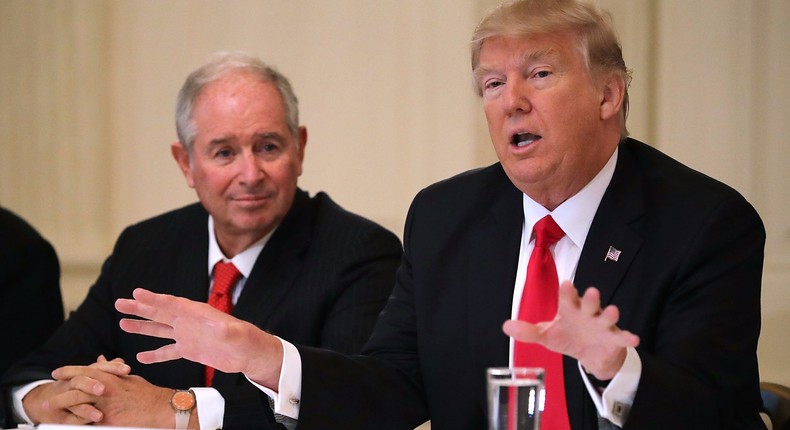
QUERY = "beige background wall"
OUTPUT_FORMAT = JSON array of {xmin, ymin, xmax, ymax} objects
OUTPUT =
[{"xmin": 1, "ymin": 0, "xmax": 787, "ymax": 392}]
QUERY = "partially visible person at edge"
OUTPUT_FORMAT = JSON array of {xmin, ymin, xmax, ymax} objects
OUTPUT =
[
  {"xmin": 115, "ymin": 1, "xmax": 766, "ymax": 429},
  {"xmin": 1, "ymin": 51, "xmax": 402, "ymax": 430},
  {"xmin": 0, "ymin": 206, "xmax": 64, "ymax": 425}
]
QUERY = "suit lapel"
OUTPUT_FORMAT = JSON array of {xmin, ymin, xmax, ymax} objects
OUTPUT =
[
  {"xmin": 575, "ymin": 143, "xmax": 645, "ymax": 305},
  {"xmin": 170, "ymin": 213, "xmax": 211, "ymax": 303},
  {"xmin": 231, "ymin": 190, "xmax": 311, "ymax": 327},
  {"xmin": 212, "ymin": 191, "xmax": 311, "ymax": 387},
  {"xmin": 466, "ymin": 167, "xmax": 523, "ymax": 372},
  {"xmin": 569, "ymin": 143, "xmax": 645, "ymax": 429}
]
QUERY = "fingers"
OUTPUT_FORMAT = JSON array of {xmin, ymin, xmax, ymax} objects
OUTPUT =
[
  {"xmin": 580, "ymin": 286, "xmax": 602, "ymax": 316},
  {"xmin": 115, "ymin": 288, "xmax": 181, "ymax": 322},
  {"xmin": 51, "ymin": 369, "xmax": 106, "ymax": 395},
  {"xmin": 96, "ymin": 355, "xmax": 125, "ymax": 364},
  {"xmin": 118, "ymin": 318, "xmax": 175, "ymax": 341},
  {"xmin": 136, "ymin": 343, "xmax": 183, "ymax": 364},
  {"xmin": 66, "ymin": 402, "xmax": 104, "ymax": 424},
  {"xmin": 558, "ymin": 281, "xmax": 581, "ymax": 311},
  {"xmin": 502, "ymin": 319, "xmax": 541, "ymax": 343},
  {"xmin": 617, "ymin": 328, "xmax": 641, "ymax": 348},
  {"xmin": 90, "ymin": 359, "xmax": 132, "ymax": 376},
  {"xmin": 44, "ymin": 389, "xmax": 101, "ymax": 419}
]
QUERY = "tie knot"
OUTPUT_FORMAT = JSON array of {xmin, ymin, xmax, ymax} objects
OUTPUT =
[
  {"xmin": 533, "ymin": 215, "xmax": 565, "ymax": 248},
  {"xmin": 212, "ymin": 261, "xmax": 241, "ymax": 296}
]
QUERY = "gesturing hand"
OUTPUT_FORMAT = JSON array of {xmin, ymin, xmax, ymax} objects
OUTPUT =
[
  {"xmin": 503, "ymin": 281, "xmax": 640, "ymax": 380},
  {"xmin": 115, "ymin": 288, "xmax": 284, "ymax": 389}
]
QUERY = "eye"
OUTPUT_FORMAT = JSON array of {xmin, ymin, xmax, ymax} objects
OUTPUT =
[
  {"xmin": 532, "ymin": 69, "xmax": 551, "ymax": 79},
  {"xmin": 215, "ymin": 147, "xmax": 234, "ymax": 159},
  {"xmin": 484, "ymin": 80, "xmax": 504, "ymax": 90},
  {"xmin": 254, "ymin": 140, "xmax": 282, "ymax": 156}
]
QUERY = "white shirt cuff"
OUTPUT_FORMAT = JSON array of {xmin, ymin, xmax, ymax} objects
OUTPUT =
[
  {"xmin": 11, "ymin": 380, "xmax": 53, "ymax": 424},
  {"xmin": 245, "ymin": 336, "xmax": 302, "ymax": 420},
  {"xmin": 578, "ymin": 346, "xmax": 641, "ymax": 427},
  {"xmin": 191, "ymin": 387, "xmax": 225, "ymax": 430}
]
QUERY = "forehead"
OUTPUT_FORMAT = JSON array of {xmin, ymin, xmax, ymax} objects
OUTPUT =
[
  {"xmin": 193, "ymin": 72, "xmax": 286, "ymax": 126},
  {"xmin": 199, "ymin": 71, "xmax": 280, "ymax": 102},
  {"xmin": 476, "ymin": 31, "xmax": 584, "ymax": 71}
]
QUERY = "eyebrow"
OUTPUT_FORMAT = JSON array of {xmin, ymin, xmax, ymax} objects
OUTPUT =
[
  {"xmin": 207, "ymin": 132, "xmax": 285, "ymax": 147},
  {"xmin": 474, "ymin": 47, "xmax": 560, "ymax": 83},
  {"xmin": 522, "ymin": 47, "xmax": 559, "ymax": 65}
]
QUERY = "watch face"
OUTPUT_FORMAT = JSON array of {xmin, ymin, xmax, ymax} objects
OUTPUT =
[{"xmin": 171, "ymin": 390, "xmax": 196, "ymax": 411}]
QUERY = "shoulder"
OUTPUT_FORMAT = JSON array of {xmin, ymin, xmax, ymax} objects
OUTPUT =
[
  {"xmin": 417, "ymin": 163, "xmax": 511, "ymax": 202},
  {"xmin": 617, "ymin": 138, "xmax": 764, "ymax": 236},
  {"xmin": 0, "ymin": 207, "xmax": 57, "ymax": 264},
  {"xmin": 114, "ymin": 203, "xmax": 208, "ymax": 249},
  {"xmin": 303, "ymin": 191, "xmax": 400, "ymax": 246},
  {"xmin": 407, "ymin": 163, "xmax": 519, "ymax": 225},
  {"xmin": 620, "ymin": 138, "xmax": 756, "ymax": 209},
  {"xmin": 0, "ymin": 207, "xmax": 48, "ymax": 247}
]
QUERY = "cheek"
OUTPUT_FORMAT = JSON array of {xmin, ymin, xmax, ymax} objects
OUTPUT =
[{"xmin": 193, "ymin": 168, "xmax": 233, "ymax": 195}]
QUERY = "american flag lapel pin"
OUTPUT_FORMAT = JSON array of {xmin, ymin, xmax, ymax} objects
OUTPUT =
[{"xmin": 604, "ymin": 246, "xmax": 621, "ymax": 262}]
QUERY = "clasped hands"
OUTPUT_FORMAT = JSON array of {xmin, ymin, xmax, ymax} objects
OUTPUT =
[{"xmin": 23, "ymin": 355, "xmax": 174, "ymax": 426}]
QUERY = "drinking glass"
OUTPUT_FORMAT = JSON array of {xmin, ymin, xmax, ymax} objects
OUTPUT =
[{"xmin": 487, "ymin": 367, "xmax": 544, "ymax": 430}]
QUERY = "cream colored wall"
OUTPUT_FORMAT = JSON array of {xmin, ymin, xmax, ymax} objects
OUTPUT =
[{"xmin": 0, "ymin": 0, "xmax": 787, "ymax": 398}]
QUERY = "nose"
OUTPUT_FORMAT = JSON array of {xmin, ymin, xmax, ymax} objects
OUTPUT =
[
  {"xmin": 503, "ymin": 76, "xmax": 531, "ymax": 115},
  {"xmin": 237, "ymin": 150, "xmax": 265, "ymax": 185}
]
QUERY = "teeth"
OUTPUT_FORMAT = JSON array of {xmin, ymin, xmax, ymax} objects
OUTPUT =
[{"xmin": 512, "ymin": 133, "xmax": 541, "ymax": 147}]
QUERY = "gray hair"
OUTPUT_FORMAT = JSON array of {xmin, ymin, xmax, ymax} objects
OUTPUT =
[
  {"xmin": 175, "ymin": 51, "xmax": 300, "ymax": 153},
  {"xmin": 471, "ymin": 0, "xmax": 632, "ymax": 138}
]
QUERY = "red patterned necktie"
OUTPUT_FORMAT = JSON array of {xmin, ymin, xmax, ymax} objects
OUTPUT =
[
  {"xmin": 514, "ymin": 215, "xmax": 571, "ymax": 429},
  {"xmin": 205, "ymin": 261, "xmax": 242, "ymax": 386}
]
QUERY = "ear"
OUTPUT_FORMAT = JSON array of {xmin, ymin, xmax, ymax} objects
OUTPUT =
[
  {"xmin": 599, "ymin": 73, "xmax": 626, "ymax": 121},
  {"xmin": 295, "ymin": 126, "xmax": 308, "ymax": 176},
  {"xmin": 171, "ymin": 141, "xmax": 196, "ymax": 188}
]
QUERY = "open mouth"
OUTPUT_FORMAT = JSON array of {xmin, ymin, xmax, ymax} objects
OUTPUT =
[{"xmin": 511, "ymin": 132, "xmax": 542, "ymax": 148}]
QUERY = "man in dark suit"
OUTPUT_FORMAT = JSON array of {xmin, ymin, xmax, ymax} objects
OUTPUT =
[
  {"xmin": 0, "ymin": 207, "xmax": 64, "ymax": 425},
  {"xmin": 1, "ymin": 52, "xmax": 401, "ymax": 429},
  {"xmin": 114, "ymin": 1, "xmax": 766, "ymax": 429}
]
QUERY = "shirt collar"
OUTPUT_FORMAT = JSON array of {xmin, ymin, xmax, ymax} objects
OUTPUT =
[
  {"xmin": 522, "ymin": 147, "xmax": 618, "ymax": 249},
  {"xmin": 207, "ymin": 216, "xmax": 275, "ymax": 278}
]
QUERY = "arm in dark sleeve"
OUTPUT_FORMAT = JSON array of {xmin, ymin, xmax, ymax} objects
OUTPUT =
[
  {"xmin": 217, "ymin": 216, "xmax": 403, "ymax": 429},
  {"xmin": 625, "ymin": 196, "xmax": 766, "ymax": 430},
  {"xmin": 293, "ymin": 200, "xmax": 429, "ymax": 430},
  {"xmin": 0, "ymin": 231, "xmax": 63, "ymax": 377}
]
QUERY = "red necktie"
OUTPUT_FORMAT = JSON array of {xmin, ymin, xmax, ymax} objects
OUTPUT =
[
  {"xmin": 514, "ymin": 215, "xmax": 571, "ymax": 429},
  {"xmin": 205, "ymin": 261, "xmax": 242, "ymax": 386}
]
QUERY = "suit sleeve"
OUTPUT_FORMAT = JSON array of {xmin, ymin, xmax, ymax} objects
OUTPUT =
[
  {"xmin": 292, "ymin": 195, "xmax": 429, "ymax": 430},
  {"xmin": 217, "ymin": 219, "xmax": 405, "ymax": 429},
  {"xmin": 625, "ymin": 195, "xmax": 766, "ymax": 429}
]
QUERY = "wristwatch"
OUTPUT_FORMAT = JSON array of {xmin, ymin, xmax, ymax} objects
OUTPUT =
[{"xmin": 170, "ymin": 389, "xmax": 196, "ymax": 429}]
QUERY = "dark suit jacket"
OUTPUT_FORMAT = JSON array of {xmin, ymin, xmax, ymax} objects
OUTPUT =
[
  {"xmin": 0, "ymin": 207, "xmax": 64, "ymax": 425},
  {"xmin": 295, "ymin": 139, "xmax": 766, "ymax": 430},
  {"xmin": 1, "ymin": 189, "xmax": 402, "ymax": 429}
]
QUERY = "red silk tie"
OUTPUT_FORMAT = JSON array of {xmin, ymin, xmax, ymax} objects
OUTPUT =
[
  {"xmin": 514, "ymin": 215, "xmax": 570, "ymax": 430},
  {"xmin": 205, "ymin": 261, "xmax": 242, "ymax": 386}
]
